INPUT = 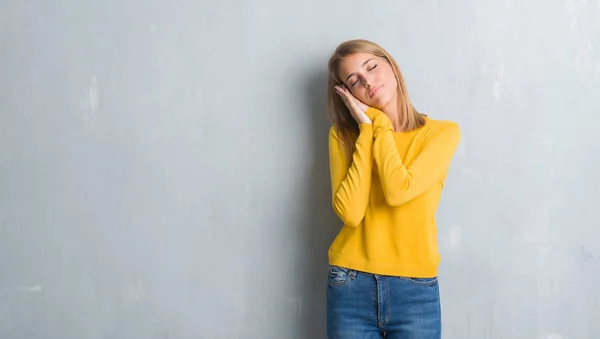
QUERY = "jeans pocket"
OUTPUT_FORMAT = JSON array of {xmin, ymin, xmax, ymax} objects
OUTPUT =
[
  {"xmin": 405, "ymin": 276, "xmax": 438, "ymax": 286},
  {"xmin": 327, "ymin": 265, "xmax": 354, "ymax": 287}
]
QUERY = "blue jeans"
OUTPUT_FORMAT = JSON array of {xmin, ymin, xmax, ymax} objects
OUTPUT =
[{"xmin": 326, "ymin": 265, "xmax": 441, "ymax": 339}]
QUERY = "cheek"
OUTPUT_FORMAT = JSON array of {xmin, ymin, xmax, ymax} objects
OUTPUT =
[
  {"xmin": 385, "ymin": 74, "xmax": 398, "ymax": 93},
  {"xmin": 385, "ymin": 84, "xmax": 398, "ymax": 101},
  {"xmin": 350, "ymin": 87, "xmax": 369, "ymax": 102},
  {"xmin": 382, "ymin": 68, "xmax": 396, "ymax": 86},
  {"xmin": 388, "ymin": 78, "xmax": 398, "ymax": 92}
]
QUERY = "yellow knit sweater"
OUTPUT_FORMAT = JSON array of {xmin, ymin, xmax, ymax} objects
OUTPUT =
[{"xmin": 328, "ymin": 107, "xmax": 460, "ymax": 277}]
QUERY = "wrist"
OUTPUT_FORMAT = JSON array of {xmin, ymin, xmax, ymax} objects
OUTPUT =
[{"xmin": 358, "ymin": 102, "xmax": 369, "ymax": 113}]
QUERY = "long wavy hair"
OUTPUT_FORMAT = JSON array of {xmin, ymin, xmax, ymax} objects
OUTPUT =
[{"xmin": 326, "ymin": 39, "xmax": 426, "ymax": 161}]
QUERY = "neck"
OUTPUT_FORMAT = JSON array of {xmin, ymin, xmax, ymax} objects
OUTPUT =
[{"xmin": 381, "ymin": 101, "xmax": 403, "ymax": 132}]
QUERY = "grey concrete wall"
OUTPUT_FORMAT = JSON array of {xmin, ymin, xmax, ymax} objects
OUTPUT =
[{"xmin": 1, "ymin": 0, "xmax": 599, "ymax": 338}]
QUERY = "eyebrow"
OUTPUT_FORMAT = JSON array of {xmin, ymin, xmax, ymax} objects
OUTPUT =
[{"xmin": 345, "ymin": 58, "xmax": 375, "ymax": 82}]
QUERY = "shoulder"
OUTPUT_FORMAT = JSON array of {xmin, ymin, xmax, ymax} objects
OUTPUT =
[
  {"xmin": 329, "ymin": 125, "xmax": 346, "ymax": 146},
  {"xmin": 423, "ymin": 117, "xmax": 460, "ymax": 134},
  {"xmin": 329, "ymin": 124, "xmax": 364, "ymax": 140},
  {"xmin": 329, "ymin": 124, "xmax": 340, "ymax": 139},
  {"xmin": 421, "ymin": 117, "xmax": 460, "ymax": 142}
]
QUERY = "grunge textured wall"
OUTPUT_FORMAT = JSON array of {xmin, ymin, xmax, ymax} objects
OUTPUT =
[{"xmin": 1, "ymin": 0, "xmax": 599, "ymax": 338}]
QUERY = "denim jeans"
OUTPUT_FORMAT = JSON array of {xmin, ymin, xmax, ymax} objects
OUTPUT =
[{"xmin": 326, "ymin": 265, "xmax": 441, "ymax": 339}]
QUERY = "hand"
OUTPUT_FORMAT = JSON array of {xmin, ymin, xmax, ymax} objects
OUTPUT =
[{"xmin": 334, "ymin": 85, "xmax": 371, "ymax": 124}]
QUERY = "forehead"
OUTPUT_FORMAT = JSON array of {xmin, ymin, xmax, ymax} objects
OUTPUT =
[{"xmin": 337, "ymin": 52, "xmax": 378, "ymax": 78}]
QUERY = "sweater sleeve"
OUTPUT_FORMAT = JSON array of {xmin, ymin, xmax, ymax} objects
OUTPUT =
[
  {"xmin": 368, "ymin": 108, "xmax": 460, "ymax": 206},
  {"xmin": 328, "ymin": 124, "xmax": 374, "ymax": 227}
]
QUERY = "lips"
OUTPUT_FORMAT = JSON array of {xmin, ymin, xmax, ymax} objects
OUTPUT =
[{"xmin": 369, "ymin": 86, "xmax": 382, "ymax": 97}]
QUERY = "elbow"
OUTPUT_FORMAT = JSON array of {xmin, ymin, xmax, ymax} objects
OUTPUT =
[
  {"xmin": 384, "ymin": 197, "xmax": 404, "ymax": 207},
  {"xmin": 381, "ymin": 176, "xmax": 413, "ymax": 206},
  {"xmin": 342, "ymin": 214, "xmax": 363, "ymax": 228},
  {"xmin": 333, "ymin": 200, "xmax": 363, "ymax": 227},
  {"xmin": 382, "ymin": 190, "xmax": 405, "ymax": 207}
]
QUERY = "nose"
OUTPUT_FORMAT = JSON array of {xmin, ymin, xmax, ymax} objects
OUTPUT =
[{"xmin": 364, "ymin": 74, "xmax": 374, "ymax": 88}]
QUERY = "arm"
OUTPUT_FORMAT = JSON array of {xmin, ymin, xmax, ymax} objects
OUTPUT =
[
  {"xmin": 369, "ymin": 108, "xmax": 460, "ymax": 206},
  {"xmin": 328, "ymin": 124, "xmax": 374, "ymax": 227}
]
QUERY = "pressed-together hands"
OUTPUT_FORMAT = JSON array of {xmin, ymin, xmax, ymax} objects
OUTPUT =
[{"xmin": 334, "ymin": 85, "xmax": 371, "ymax": 125}]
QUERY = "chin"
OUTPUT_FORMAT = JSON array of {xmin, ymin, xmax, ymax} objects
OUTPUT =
[{"xmin": 371, "ymin": 95, "xmax": 392, "ymax": 110}]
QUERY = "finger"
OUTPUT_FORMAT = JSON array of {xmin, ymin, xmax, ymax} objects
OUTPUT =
[
  {"xmin": 342, "ymin": 89, "xmax": 353, "ymax": 101},
  {"xmin": 343, "ymin": 88, "xmax": 353, "ymax": 98},
  {"xmin": 336, "ymin": 89, "xmax": 348, "ymax": 100}
]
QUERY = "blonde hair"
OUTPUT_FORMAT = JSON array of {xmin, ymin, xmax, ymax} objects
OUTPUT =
[{"xmin": 326, "ymin": 39, "xmax": 426, "ymax": 161}]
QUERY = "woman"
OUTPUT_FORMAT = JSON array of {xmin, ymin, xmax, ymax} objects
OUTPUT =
[{"xmin": 325, "ymin": 39, "xmax": 461, "ymax": 339}]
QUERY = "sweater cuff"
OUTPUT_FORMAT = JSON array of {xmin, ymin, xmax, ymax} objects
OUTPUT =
[
  {"xmin": 358, "ymin": 123, "xmax": 373, "ymax": 133},
  {"xmin": 365, "ymin": 107, "xmax": 384, "ymax": 120}
]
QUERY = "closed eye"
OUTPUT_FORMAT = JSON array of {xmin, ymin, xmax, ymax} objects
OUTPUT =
[{"xmin": 348, "ymin": 63, "xmax": 377, "ymax": 87}]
